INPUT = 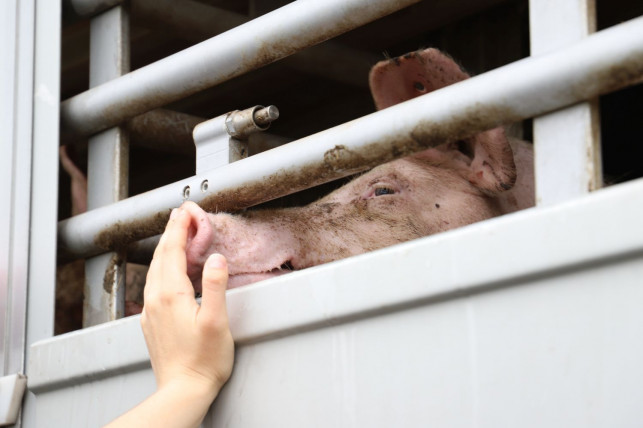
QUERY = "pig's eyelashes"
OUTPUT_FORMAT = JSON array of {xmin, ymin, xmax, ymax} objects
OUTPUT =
[
  {"xmin": 374, "ymin": 187, "xmax": 396, "ymax": 196},
  {"xmin": 413, "ymin": 81, "xmax": 426, "ymax": 92},
  {"xmin": 361, "ymin": 181, "xmax": 399, "ymax": 199}
]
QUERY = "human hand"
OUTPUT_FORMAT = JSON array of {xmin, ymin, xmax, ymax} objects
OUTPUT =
[{"xmin": 141, "ymin": 201, "xmax": 234, "ymax": 400}]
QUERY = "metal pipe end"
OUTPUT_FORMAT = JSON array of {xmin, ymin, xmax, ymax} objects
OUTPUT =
[{"xmin": 253, "ymin": 105, "xmax": 280, "ymax": 127}]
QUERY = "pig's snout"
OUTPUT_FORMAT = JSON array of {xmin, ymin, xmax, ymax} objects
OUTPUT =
[
  {"xmin": 180, "ymin": 202, "xmax": 216, "ymax": 291},
  {"xmin": 185, "ymin": 210, "xmax": 301, "ymax": 290}
]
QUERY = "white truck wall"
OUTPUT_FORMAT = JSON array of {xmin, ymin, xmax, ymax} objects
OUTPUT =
[{"xmin": 28, "ymin": 178, "xmax": 643, "ymax": 427}]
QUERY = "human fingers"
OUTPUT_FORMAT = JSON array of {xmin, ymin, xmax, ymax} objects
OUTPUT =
[
  {"xmin": 154, "ymin": 207, "xmax": 190, "ymax": 262},
  {"xmin": 145, "ymin": 208, "xmax": 192, "ymax": 302},
  {"xmin": 198, "ymin": 253, "xmax": 229, "ymax": 328},
  {"xmin": 197, "ymin": 253, "xmax": 234, "ymax": 389}
]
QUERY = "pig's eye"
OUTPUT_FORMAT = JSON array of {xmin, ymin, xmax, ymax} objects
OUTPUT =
[
  {"xmin": 413, "ymin": 81, "xmax": 426, "ymax": 92},
  {"xmin": 374, "ymin": 187, "xmax": 396, "ymax": 196}
]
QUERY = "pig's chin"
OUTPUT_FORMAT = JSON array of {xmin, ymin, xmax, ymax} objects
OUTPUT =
[{"xmin": 227, "ymin": 269, "xmax": 292, "ymax": 289}]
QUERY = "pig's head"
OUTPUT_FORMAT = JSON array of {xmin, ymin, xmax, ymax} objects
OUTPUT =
[{"xmin": 184, "ymin": 48, "xmax": 523, "ymax": 290}]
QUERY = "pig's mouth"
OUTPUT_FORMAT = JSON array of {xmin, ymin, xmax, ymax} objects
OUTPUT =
[{"xmin": 227, "ymin": 261, "xmax": 295, "ymax": 289}]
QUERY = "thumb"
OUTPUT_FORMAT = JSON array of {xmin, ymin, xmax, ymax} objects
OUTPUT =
[{"xmin": 199, "ymin": 253, "xmax": 229, "ymax": 324}]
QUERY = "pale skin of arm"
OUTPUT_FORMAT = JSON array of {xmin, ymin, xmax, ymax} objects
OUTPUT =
[{"xmin": 105, "ymin": 202, "xmax": 234, "ymax": 428}]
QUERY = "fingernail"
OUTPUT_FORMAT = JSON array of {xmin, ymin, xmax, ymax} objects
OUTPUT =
[
  {"xmin": 170, "ymin": 208, "xmax": 179, "ymax": 219},
  {"xmin": 206, "ymin": 253, "xmax": 226, "ymax": 269}
]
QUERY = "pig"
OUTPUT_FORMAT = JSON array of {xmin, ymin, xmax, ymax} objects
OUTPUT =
[{"xmin": 182, "ymin": 48, "xmax": 534, "ymax": 291}]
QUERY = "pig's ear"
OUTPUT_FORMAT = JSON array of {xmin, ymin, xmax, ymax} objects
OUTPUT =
[
  {"xmin": 416, "ymin": 127, "xmax": 517, "ymax": 194},
  {"xmin": 465, "ymin": 127, "xmax": 516, "ymax": 194},
  {"xmin": 369, "ymin": 48, "xmax": 470, "ymax": 110},
  {"xmin": 369, "ymin": 48, "xmax": 516, "ymax": 193}
]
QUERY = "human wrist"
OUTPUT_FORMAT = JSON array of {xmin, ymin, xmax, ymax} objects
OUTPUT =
[{"xmin": 158, "ymin": 374, "xmax": 222, "ymax": 404}]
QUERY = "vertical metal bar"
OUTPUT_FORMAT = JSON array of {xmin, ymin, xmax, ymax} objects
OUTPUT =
[
  {"xmin": 21, "ymin": 0, "xmax": 61, "ymax": 425},
  {"xmin": 0, "ymin": 0, "xmax": 20, "ymax": 379},
  {"xmin": 84, "ymin": 5, "xmax": 129, "ymax": 326},
  {"xmin": 529, "ymin": 0, "xmax": 602, "ymax": 206},
  {"xmin": 1, "ymin": 0, "xmax": 36, "ymax": 382}
]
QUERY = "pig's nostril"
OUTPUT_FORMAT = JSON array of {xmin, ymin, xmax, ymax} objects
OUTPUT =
[{"xmin": 280, "ymin": 261, "xmax": 294, "ymax": 271}]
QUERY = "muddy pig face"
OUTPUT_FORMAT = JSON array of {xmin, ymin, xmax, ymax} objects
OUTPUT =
[{"xmin": 185, "ymin": 48, "xmax": 524, "ymax": 290}]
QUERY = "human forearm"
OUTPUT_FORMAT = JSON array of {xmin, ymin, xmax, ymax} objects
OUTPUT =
[{"xmin": 105, "ymin": 378, "xmax": 219, "ymax": 428}]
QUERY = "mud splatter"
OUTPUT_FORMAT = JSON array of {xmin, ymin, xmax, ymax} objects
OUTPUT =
[
  {"xmin": 102, "ymin": 252, "xmax": 125, "ymax": 293},
  {"xmin": 94, "ymin": 210, "xmax": 171, "ymax": 252}
]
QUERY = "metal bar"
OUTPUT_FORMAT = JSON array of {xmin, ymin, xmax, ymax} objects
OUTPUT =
[
  {"xmin": 529, "ymin": 0, "xmax": 602, "ymax": 206},
  {"xmin": 131, "ymin": 0, "xmax": 380, "ymax": 89},
  {"xmin": 127, "ymin": 109, "xmax": 202, "ymax": 155},
  {"xmin": 60, "ymin": 108, "xmax": 203, "ymax": 155},
  {"xmin": 26, "ymin": 0, "xmax": 60, "ymax": 350},
  {"xmin": 68, "ymin": 0, "xmax": 122, "ymax": 17},
  {"xmin": 1, "ymin": 0, "xmax": 35, "ymax": 384},
  {"xmin": 83, "ymin": 5, "xmax": 129, "ymax": 326},
  {"xmin": 22, "ymin": 0, "xmax": 61, "ymax": 424},
  {"xmin": 60, "ymin": 0, "xmax": 422, "ymax": 139},
  {"xmin": 57, "ymin": 15, "xmax": 643, "ymax": 262}
]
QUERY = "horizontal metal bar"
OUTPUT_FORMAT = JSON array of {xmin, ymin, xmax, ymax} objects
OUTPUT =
[
  {"xmin": 127, "ymin": 108, "xmax": 202, "ymax": 155},
  {"xmin": 68, "ymin": 0, "xmax": 122, "ymax": 17},
  {"xmin": 57, "ymin": 15, "xmax": 643, "ymax": 262},
  {"xmin": 60, "ymin": 0, "xmax": 422, "ymax": 139},
  {"xmin": 60, "ymin": 108, "xmax": 204, "ymax": 155},
  {"xmin": 131, "ymin": 0, "xmax": 380, "ymax": 88}
]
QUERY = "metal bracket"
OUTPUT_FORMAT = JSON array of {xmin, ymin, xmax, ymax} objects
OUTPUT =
[
  {"xmin": 192, "ymin": 105, "xmax": 279, "ymax": 175},
  {"xmin": 0, "ymin": 374, "xmax": 27, "ymax": 426}
]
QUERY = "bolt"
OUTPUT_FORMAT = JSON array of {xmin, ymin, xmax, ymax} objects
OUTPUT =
[{"xmin": 253, "ymin": 105, "xmax": 279, "ymax": 127}]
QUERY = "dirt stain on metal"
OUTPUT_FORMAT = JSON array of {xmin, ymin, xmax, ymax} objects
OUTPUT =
[
  {"xmin": 95, "ymin": 210, "xmax": 171, "ymax": 252},
  {"xmin": 103, "ymin": 253, "xmax": 124, "ymax": 293}
]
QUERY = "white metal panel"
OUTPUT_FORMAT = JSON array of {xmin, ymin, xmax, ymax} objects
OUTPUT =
[
  {"xmin": 21, "ymin": 0, "xmax": 62, "ymax": 426},
  {"xmin": 28, "ymin": 178, "xmax": 643, "ymax": 426},
  {"xmin": 530, "ymin": 0, "xmax": 602, "ymax": 205},
  {"xmin": 0, "ymin": 374, "xmax": 27, "ymax": 425},
  {"xmin": 0, "ymin": 0, "xmax": 37, "ymax": 425},
  {"xmin": 0, "ymin": 0, "xmax": 32, "ymax": 380}
]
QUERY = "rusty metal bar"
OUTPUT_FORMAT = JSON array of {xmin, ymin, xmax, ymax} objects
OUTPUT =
[
  {"xmin": 127, "ymin": 108, "xmax": 202, "ymax": 155},
  {"xmin": 529, "ymin": 0, "xmax": 602, "ymax": 206},
  {"xmin": 60, "ymin": 0, "xmax": 421, "ymax": 139},
  {"xmin": 83, "ymin": 4, "xmax": 129, "ymax": 326},
  {"xmin": 60, "ymin": 108, "xmax": 204, "ymax": 155},
  {"xmin": 131, "ymin": 0, "xmax": 380, "ymax": 89},
  {"xmin": 56, "ymin": 15, "xmax": 643, "ymax": 262}
]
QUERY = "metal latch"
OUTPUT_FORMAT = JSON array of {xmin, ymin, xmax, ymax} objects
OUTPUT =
[
  {"xmin": 0, "ymin": 374, "xmax": 27, "ymax": 426},
  {"xmin": 192, "ymin": 105, "xmax": 279, "ymax": 175}
]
